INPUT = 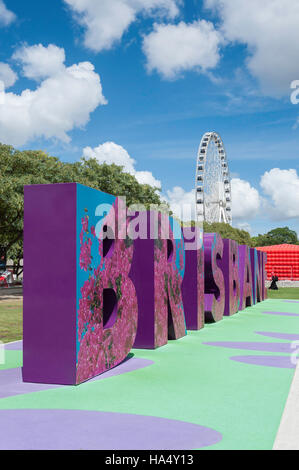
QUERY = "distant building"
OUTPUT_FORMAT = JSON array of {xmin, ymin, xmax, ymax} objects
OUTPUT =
[{"xmin": 256, "ymin": 244, "xmax": 299, "ymax": 280}]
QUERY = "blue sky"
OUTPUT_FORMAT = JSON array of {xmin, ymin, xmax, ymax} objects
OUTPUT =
[{"xmin": 1, "ymin": 0, "xmax": 299, "ymax": 237}]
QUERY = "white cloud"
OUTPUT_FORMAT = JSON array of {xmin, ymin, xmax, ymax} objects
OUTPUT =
[
  {"xmin": 260, "ymin": 168, "xmax": 299, "ymax": 219},
  {"xmin": 0, "ymin": 0, "xmax": 15, "ymax": 26},
  {"xmin": 0, "ymin": 63, "xmax": 17, "ymax": 88},
  {"xmin": 231, "ymin": 177, "xmax": 260, "ymax": 221},
  {"xmin": 12, "ymin": 44, "xmax": 65, "ymax": 81},
  {"xmin": 164, "ymin": 186, "xmax": 195, "ymax": 221},
  {"xmin": 83, "ymin": 142, "xmax": 161, "ymax": 188},
  {"xmin": 161, "ymin": 172, "xmax": 299, "ymax": 230},
  {"xmin": 205, "ymin": 0, "xmax": 299, "ymax": 97},
  {"xmin": 164, "ymin": 178, "xmax": 261, "ymax": 223},
  {"xmin": 133, "ymin": 170, "xmax": 161, "ymax": 188},
  {"xmin": 235, "ymin": 222, "xmax": 252, "ymax": 234},
  {"xmin": 143, "ymin": 20, "xmax": 222, "ymax": 79},
  {"xmin": 64, "ymin": 0, "xmax": 180, "ymax": 52},
  {"xmin": 0, "ymin": 48, "xmax": 107, "ymax": 146}
]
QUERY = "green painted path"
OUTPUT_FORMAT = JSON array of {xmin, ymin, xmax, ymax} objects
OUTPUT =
[{"xmin": 1, "ymin": 299, "xmax": 298, "ymax": 450}]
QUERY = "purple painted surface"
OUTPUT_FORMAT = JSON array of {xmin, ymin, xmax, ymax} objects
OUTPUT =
[
  {"xmin": 203, "ymin": 341, "xmax": 294, "ymax": 353},
  {"xmin": 0, "ymin": 409, "xmax": 222, "ymax": 450},
  {"xmin": 4, "ymin": 341, "xmax": 22, "ymax": 350},
  {"xmin": 23, "ymin": 183, "xmax": 77, "ymax": 385},
  {"xmin": 263, "ymin": 311, "xmax": 299, "ymax": 317},
  {"xmin": 0, "ymin": 368, "xmax": 60, "ymax": 399},
  {"xmin": 89, "ymin": 357, "xmax": 154, "ymax": 382},
  {"xmin": 230, "ymin": 355, "xmax": 296, "ymax": 369},
  {"xmin": 255, "ymin": 331, "xmax": 299, "ymax": 341},
  {"xmin": 0, "ymin": 358, "xmax": 154, "ymax": 399}
]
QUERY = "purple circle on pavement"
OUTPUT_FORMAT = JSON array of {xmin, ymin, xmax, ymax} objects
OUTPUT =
[
  {"xmin": 0, "ymin": 409, "xmax": 222, "ymax": 450},
  {"xmin": 0, "ymin": 358, "xmax": 154, "ymax": 399},
  {"xmin": 203, "ymin": 341, "xmax": 294, "ymax": 353},
  {"xmin": 230, "ymin": 355, "xmax": 296, "ymax": 369},
  {"xmin": 263, "ymin": 311, "xmax": 299, "ymax": 317},
  {"xmin": 255, "ymin": 331, "xmax": 299, "ymax": 341},
  {"xmin": 0, "ymin": 368, "xmax": 61, "ymax": 399},
  {"xmin": 4, "ymin": 341, "xmax": 23, "ymax": 351},
  {"xmin": 89, "ymin": 357, "xmax": 154, "ymax": 382}
]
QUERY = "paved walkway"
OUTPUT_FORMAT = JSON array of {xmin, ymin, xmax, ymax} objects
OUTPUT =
[
  {"xmin": 0, "ymin": 286, "xmax": 23, "ymax": 300},
  {"xmin": 0, "ymin": 296, "xmax": 23, "ymax": 302},
  {"xmin": 0, "ymin": 298, "xmax": 298, "ymax": 450},
  {"xmin": 273, "ymin": 356, "xmax": 299, "ymax": 449}
]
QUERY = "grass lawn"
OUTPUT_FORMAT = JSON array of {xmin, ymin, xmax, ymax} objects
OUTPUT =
[
  {"xmin": 0, "ymin": 300, "xmax": 23, "ymax": 343},
  {"xmin": 267, "ymin": 287, "xmax": 299, "ymax": 300}
]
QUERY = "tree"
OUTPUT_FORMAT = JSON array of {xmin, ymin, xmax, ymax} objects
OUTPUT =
[
  {"xmin": 6, "ymin": 240, "xmax": 23, "ymax": 279},
  {"xmin": 77, "ymin": 157, "xmax": 162, "ymax": 207},
  {"xmin": 252, "ymin": 227, "xmax": 299, "ymax": 247},
  {"xmin": 203, "ymin": 222, "xmax": 253, "ymax": 246},
  {"xmin": 0, "ymin": 143, "xmax": 163, "ymax": 274},
  {"xmin": 0, "ymin": 144, "xmax": 85, "ymax": 270}
]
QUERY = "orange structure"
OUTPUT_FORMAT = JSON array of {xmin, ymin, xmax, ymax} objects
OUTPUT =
[{"xmin": 256, "ymin": 244, "xmax": 299, "ymax": 280}]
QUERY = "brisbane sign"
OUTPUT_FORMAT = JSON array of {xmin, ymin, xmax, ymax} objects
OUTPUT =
[{"xmin": 22, "ymin": 183, "xmax": 267, "ymax": 385}]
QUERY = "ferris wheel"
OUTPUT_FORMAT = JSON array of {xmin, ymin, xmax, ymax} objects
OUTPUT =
[{"xmin": 195, "ymin": 131, "xmax": 232, "ymax": 225}]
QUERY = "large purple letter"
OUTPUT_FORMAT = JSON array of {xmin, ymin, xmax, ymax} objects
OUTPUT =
[
  {"xmin": 238, "ymin": 245, "xmax": 253, "ymax": 310},
  {"xmin": 204, "ymin": 233, "xmax": 225, "ymax": 323},
  {"xmin": 132, "ymin": 212, "xmax": 186, "ymax": 349},
  {"xmin": 23, "ymin": 183, "xmax": 138, "ymax": 385},
  {"xmin": 250, "ymin": 248, "xmax": 262, "ymax": 304},
  {"xmin": 219, "ymin": 239, "xmax": 240, "ymax": 316},
  {"xmin": 181, "ymin": 227, "xmax": 204, "ymax": 330},
  {"xmin": 257, "ymin": 250, "xmax": 268, "ymax": 300}
]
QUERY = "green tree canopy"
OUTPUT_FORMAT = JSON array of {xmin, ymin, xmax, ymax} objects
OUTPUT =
[
  {"xmin": 203, "ymin": 222, "xmax": 253, "ymax": 246},
  {"xmin": 0, "ymin": 143, "xmax": 163, "ymax": 273},
  {"xmin": 252, "ymin": 227, "xmax": 299, "ymax": 247},
  {"xmin": 2, "ymin": 143, "xmax": 299, "ymax": 276}
]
